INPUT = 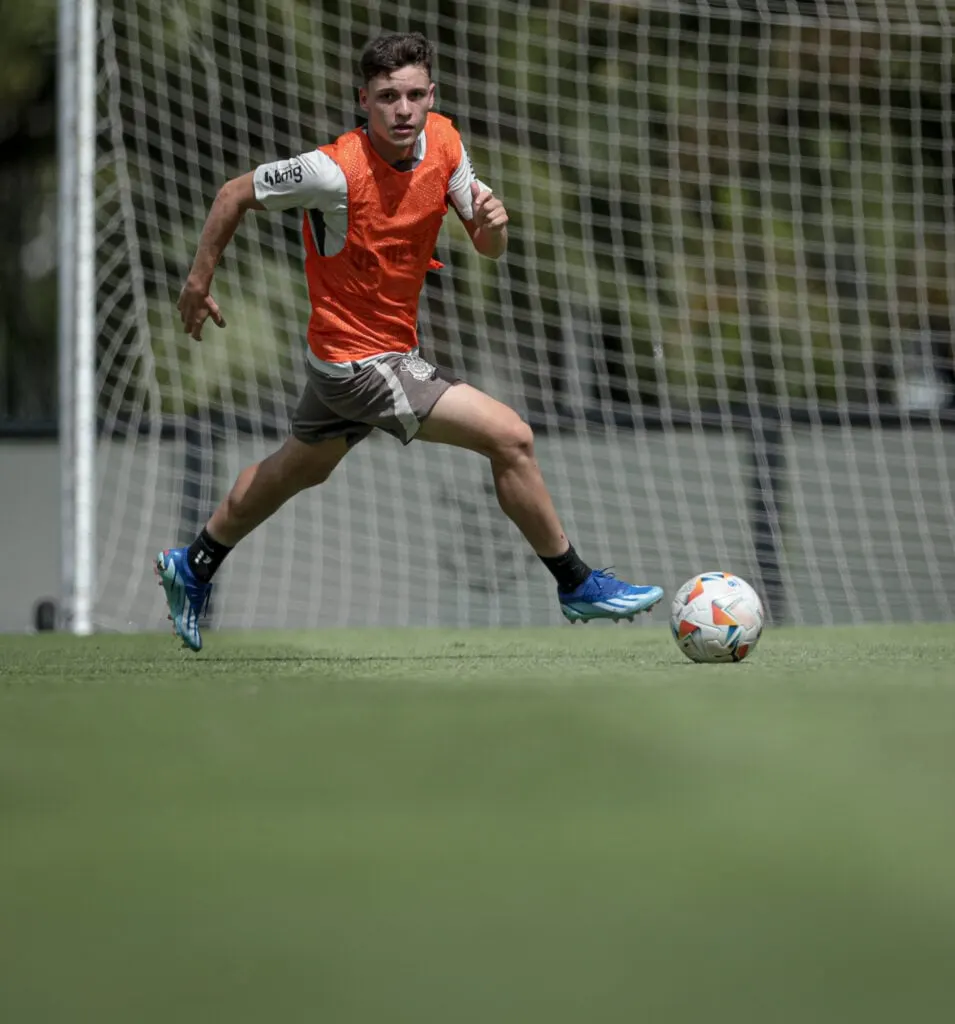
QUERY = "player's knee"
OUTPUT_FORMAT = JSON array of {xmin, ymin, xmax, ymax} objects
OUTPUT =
[
  {"xmin": 276, "ymin": 457, "xmax": 335, "ymax": 495},
  {"xmin": 491, "ymin": 417, "xmax": 535, "ymax": 466},
  {"xmin": 277, "ymin": 446, "xmax": 339, "ymax": 493}
]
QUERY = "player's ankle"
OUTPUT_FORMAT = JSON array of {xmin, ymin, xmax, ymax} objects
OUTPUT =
[
  {"xmin": 186, "ymin": 528, "xmax": 233, "ymax": 583},
  {"xmin": 539, "ymin": 543, "xmax": 591, "ymax": 591}
]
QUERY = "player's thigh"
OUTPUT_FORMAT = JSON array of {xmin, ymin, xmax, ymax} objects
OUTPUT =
[{"xmin": 415, "ymin": 382, "xmax": 531, "ymax": 457}]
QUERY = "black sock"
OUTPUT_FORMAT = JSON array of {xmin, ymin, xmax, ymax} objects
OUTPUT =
[
  {"xmin": 187, "ymin": 527, "xmax": 233, "ymax": 583},
  {"xmin": 539, "ymin": 542, "xmax": 591, "ymax": 592}
]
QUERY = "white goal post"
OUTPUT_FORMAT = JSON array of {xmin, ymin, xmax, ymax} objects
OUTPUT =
[
  {"xmin": 58, "ymin": 0, "xmax": 98, "ymax": 636},
  {"xmin": 63, "ymin": 0, "xmax": 955, "ymax": 631}
]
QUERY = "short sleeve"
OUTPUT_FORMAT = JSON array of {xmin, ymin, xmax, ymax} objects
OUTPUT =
[
  {"xmin": 447, "ymin": 141, "xmax": 492, "ymax": 221},
  {"xmin": 253, "ymin": 150, "xmax": 347, "ymax": 212}
]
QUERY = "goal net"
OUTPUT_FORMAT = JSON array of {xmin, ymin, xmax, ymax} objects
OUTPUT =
[{"xmin": 90, "ymin": 0, "xmax": 955, "ymax": 630}]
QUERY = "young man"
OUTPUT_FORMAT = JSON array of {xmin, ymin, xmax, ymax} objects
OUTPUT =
[{"xmin": 157, "ymin": 32, "xmax": 663, "ymax": 650}]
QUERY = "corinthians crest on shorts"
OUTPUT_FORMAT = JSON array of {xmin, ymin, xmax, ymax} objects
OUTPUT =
[{"xmin": 399, "ymin": 354, "xmax": 436, "ymax": 381}]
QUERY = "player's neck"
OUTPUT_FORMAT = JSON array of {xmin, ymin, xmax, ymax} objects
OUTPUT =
[{"xmin": 366, "ymin": 125, "xmax": 417, "ymax": 168}]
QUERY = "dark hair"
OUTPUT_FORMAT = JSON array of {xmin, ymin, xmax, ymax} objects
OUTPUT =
[{"xmin": 359, "ymin": 32, "xmax": 434, "ymax": 84}]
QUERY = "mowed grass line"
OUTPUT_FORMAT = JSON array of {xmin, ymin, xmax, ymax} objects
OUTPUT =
[{"xmin": 1, "ymin": 625, "xmax": 955, "ymax": 1024}]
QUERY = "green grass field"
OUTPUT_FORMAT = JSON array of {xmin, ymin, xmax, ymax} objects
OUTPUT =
[{"xmin": 2, "ymin": 625, "xmax": 955, "ymax": 1023}]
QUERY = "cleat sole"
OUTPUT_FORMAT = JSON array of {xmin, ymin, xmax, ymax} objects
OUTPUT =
[
  {"xmin": 561, "ymin": 603, "xmax": 662, "ymax": 623},
  {"xmin": 561, "ymin": 584, "xmax": 664, "ymax": 625}
]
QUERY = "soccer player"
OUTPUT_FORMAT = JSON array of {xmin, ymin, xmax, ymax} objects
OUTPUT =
[{"xmin": 157, "ymin": 32, "xmax": 663, "ymax": 650}]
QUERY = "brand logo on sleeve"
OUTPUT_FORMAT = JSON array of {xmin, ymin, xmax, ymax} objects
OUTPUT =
[{"xmin": 263, "ymin": 162, "xmax": 304, "ymax": 187}]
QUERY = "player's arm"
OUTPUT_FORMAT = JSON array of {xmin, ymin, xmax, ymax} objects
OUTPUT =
[
  {"xmin": 179, "ymin": 151, "xmax": 345, "ymax": 341},
  {"xmin": 179, "ymin": 172, "xmax": 264, "ymax": 341},
  {"xmin": 448, "ymin": 142, "xmax": 508, "ymax": 260}
]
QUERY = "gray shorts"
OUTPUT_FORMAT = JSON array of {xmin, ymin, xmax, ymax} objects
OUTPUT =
[{"xmin": 291, "ymin": 350, "xmax": 460, "ymax": 447}]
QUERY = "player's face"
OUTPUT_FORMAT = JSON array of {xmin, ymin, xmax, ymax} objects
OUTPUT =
[{"xmin": 360, "ymin": 65, "xmax": 435, "ymax": 159}]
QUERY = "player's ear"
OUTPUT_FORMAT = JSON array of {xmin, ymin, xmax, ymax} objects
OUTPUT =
[
  {"xmin": 427, "ymin": 82, "xmax": 436, "ymax": 110},
  {"xmin": 358, "ymin": 86, "xmax": 369, "ymax": 113}
]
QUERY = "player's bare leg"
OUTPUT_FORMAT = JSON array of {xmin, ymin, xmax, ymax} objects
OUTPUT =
[
  {"xmin": 155, "ymin": 436, "xmax": 348, "ymax": 650},
  {"xmin": 415, "ymin": 383, "xmax": 567, "ymax": 556},
  {"xmin": 207, "ymin": 435, "xmax": 349, "ymax": 546},
  {"xmin": 415, "ymin": 383, "xmax": 663, "ymax": 621}
]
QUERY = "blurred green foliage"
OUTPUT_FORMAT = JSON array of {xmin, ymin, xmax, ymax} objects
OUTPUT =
[{"xmin": 0, "ymin": 0, "xmax": 57, "ymax": 424}]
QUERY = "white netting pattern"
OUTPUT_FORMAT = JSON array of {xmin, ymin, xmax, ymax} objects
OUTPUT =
[{"xmin": 94, "ymin": 0, "xmax": 955, "ymax": 628}]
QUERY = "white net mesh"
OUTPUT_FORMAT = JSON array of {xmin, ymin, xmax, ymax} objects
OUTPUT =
[{"xmin": 93, "ymin": 0, "xmax": 955, "ymax": 630}]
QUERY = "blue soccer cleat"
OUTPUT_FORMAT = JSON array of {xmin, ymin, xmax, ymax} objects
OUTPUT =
[
  {"xmin": 154, "ymin": 547, "xmax": 212, "ymax": 651},
  {"xmin": 558, "ymin": 569, "xmax": 664, "ymax": 623}
]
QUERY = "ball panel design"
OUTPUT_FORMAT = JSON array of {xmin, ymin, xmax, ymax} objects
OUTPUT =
[{"xmin": 669, "ymin": 572, "xmax": 764, "ymax": 664}]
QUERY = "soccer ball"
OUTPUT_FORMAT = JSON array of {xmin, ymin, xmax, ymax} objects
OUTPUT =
[{"xmin": 670, "ymin": 571, "xmax": 764, "ymax": 664}]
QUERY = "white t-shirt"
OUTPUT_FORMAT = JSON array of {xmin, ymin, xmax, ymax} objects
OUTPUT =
[{"xmin": 252, "ymin": 127, "xmax": 487, "ymax": 257}]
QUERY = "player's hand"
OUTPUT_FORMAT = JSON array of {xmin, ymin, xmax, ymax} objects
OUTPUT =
[
  {"xmin": 471, "ymin": 181, "xmax": 508, "ymax": 234},
  {"xmin": 178, "ymin": 278, "xmax": 226, "ymax": 341}
]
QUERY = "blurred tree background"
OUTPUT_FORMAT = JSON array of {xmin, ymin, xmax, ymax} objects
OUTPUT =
[
  {"xmin": 0, "ymin": 0, "xmax": 58, "ymax": 426},
  {"xmin": 4, "ymin": 0, "xmax": 955, "ymax": 430}
]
